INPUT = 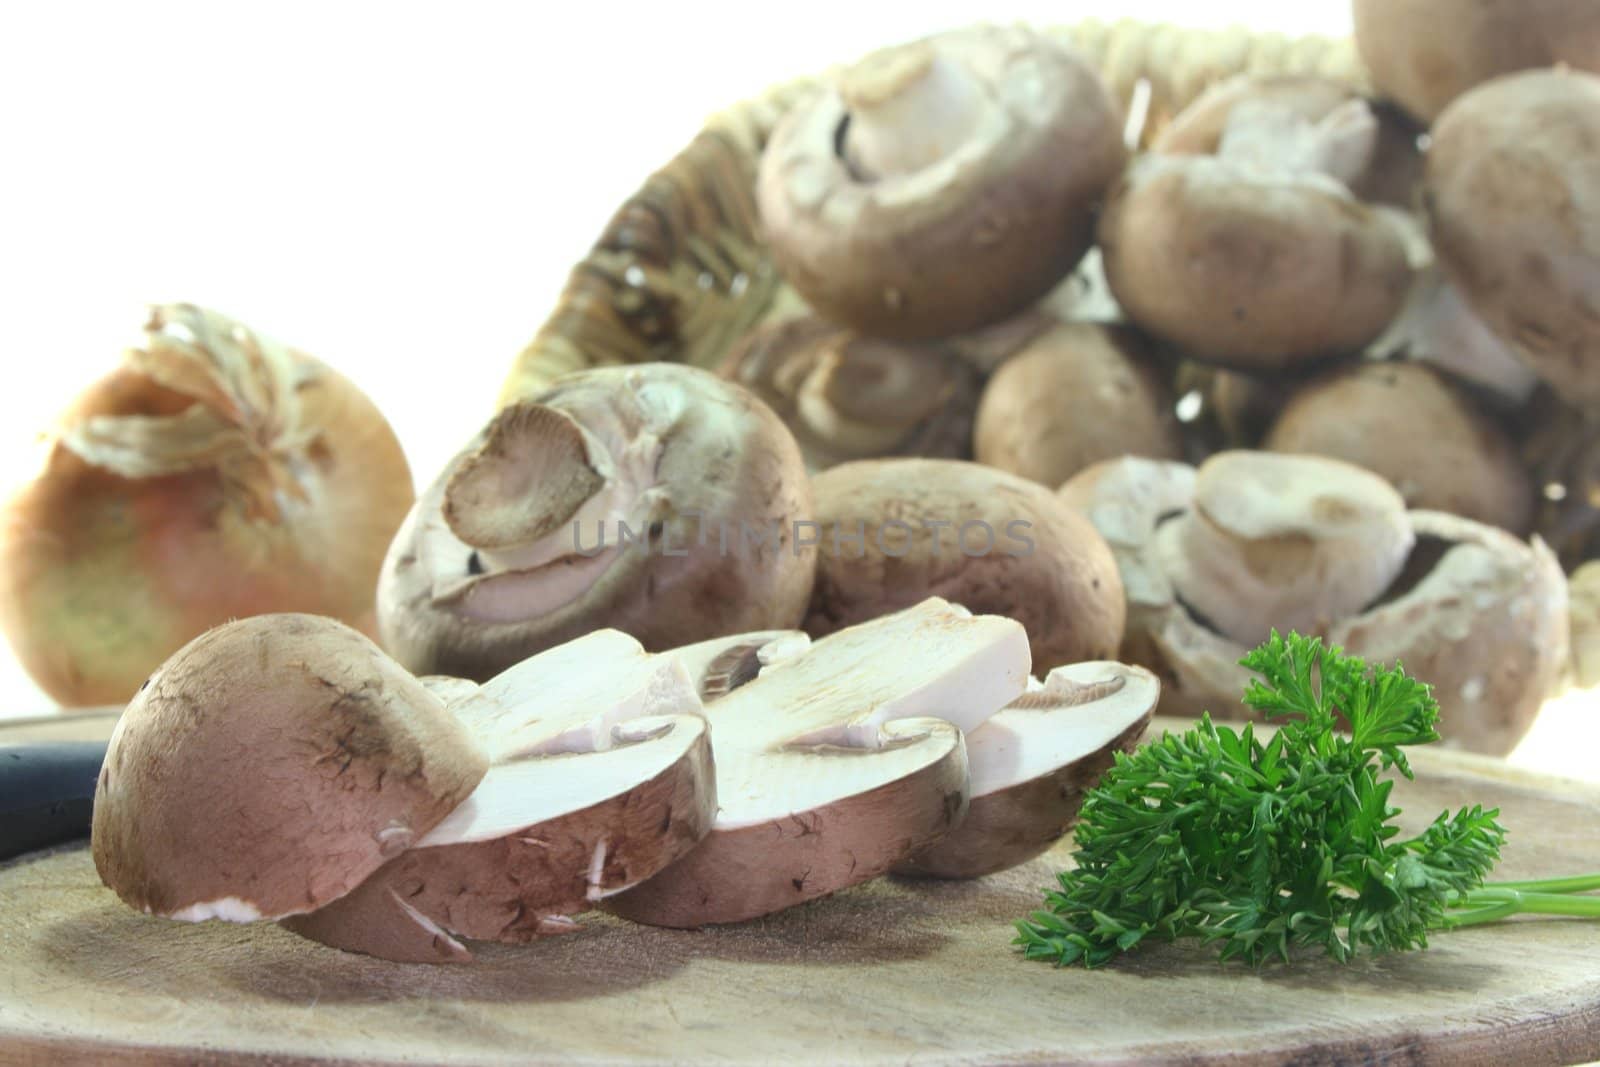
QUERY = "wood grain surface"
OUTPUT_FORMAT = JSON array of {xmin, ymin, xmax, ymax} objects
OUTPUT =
[{"xmin": 1, "ymin": 712, "xmax": 1598, "ymax": 1066}]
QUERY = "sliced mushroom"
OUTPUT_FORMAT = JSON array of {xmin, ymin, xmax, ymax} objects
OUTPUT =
[
  {"xmin": 1060, "ymin": 453, "xmax": 1569, "ymax": 755},
  {"xmin": 667, "ymin": 629, "xmax": 811, "ymax": 702},
  {"xmin": 1099, "ymin": 90, "xmax": 1413, "ymax": 372},
  {"xmin": 806, "ymin": 458, "xmax": 1126, "ymax": 674},
  {"xmin": 1263, "ymin": 361, "xmax": 1534, "ymax": 533},
  {"xmin": 1353, "ymin": 0, "xmax": 1600, "ymax": 123},
  {"xmin": 603, "ymin": 597, "xmax": 1032, "ymax": 927},
  {"xmin": 756, "ymin": 25, "xmax": 1126, "ymax": 340},
  {"xmin": 91, "ymin": 614, "xmax": 489, "ymax": 923},
  {"xmin": 282, "ymin": 629, "xmax": 715, "ymax": 962},
  {"xmin": 379, "ymin": 363, "xmax": 816, "ymax": 680},
  {"xmin": 893, "ymin": 660, "xmax": 1157, "ymax": 879},
  {"xmin": 717, "ymin": 316, "xmax": 980, "ymax": 472},
  {"xmin": 1424, "ymin": 69, "xmax": 1600, "ymax": 411},
  {"xmin": 1153, "ymin": 73, "xmax": 1424, "ymax": 207},
  {"xmin": 972, "ymin": 322, "xmax": 1182, "ymax": 490},
  {"xmin": 1566, "ymin": 561, "xmax": 1600, "ymax": 691}
]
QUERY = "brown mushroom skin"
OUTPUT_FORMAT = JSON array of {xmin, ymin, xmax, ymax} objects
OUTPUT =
[
  {"xmin": 756, "ymin": 26, "xmax": 1127, "ymax": 340},
  {"xmin": 1153, "ymin": 74, "xmax": 1424, "ymax": 207},
  {"xmin": 379, "ymin": 365, "xmax": 817, "ymax": 681},
  {"xmin": 1328, "ymin": 511, "xmax": 1569, "ymax": 757},
  {"xmin": 602, "ymin": 726, "xmax": 968, "ymax": 928},
  {"xmin": 283, "ymin": 722, "xmax": 715, "ymax": 961},
  {"xmin": 1424, "ymin": 69, "xmax": 1600, "ymax": 411},
  {"xmin": 806, "ymin": 459, "xmax": 1125, "ymax": 673},
  {"xmin": 1263, "ymin": 361, "xmax": 1533, "ymax": 534},
  {"xmin": 91, "ymin": 614, "xmax": 489, "ymax": 921},
  {"xmin": 892, "ymin": 702, "xmax": 1150, "ymax": 880},
  {"xmin": 1098, "ymin": 155, "xmax": 1414, "ymax": 372},
  {"xmin": 972, "ymin": 323, "xmax": 1183, "ymax": 490},
  {"xmin": 1353, "ymin": 0, "xmax": 1600, "ymax": 124}
]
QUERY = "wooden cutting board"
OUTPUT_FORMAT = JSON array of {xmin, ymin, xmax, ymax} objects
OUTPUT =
[{"xmin": 2, "ymin": 711, "xmax": 1599, "ymax": 1066}]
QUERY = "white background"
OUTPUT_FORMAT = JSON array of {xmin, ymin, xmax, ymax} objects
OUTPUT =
[{"xmin": 0, "ymin": 2, "xmax": 1593, "ymax": 779}]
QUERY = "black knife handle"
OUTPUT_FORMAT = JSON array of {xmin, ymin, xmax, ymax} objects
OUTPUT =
[{"xmin": 0, "ymin": 741, "xmax": 108, "ymax": 862}]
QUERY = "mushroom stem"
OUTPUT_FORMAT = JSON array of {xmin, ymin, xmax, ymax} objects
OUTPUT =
[
  {"xmin": 1218, "ymin": 97, "xmax": 1379, "ymax": 189},
  {"xmin": 838, "ymin": 40, "xmax": 987, "ymax": 178}
]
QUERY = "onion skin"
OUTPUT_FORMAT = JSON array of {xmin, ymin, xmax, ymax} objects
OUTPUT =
[{"xmin": 0, "ymin": 307, "xmax": 415, "ymax": 707}]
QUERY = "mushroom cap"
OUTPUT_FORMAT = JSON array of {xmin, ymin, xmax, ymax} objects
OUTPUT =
[
  {"xmin": 1263, "ymin": 361, "xmax": 1533, "ymax": 533},
  {"xmin": 1424, "ymin": 68, "xmax": 1600, "ymax": 410},
  {"xmin": 1154, "ymin": 451, "xmax": 1415, "ymax": 648},
  {"xmin": 1353, "ymin": 0, "xmax": 1600, "ymax": 123},
  {"xmin": 894, "ymin": 660, "xmax": 1157, "ymax": 879},
  {"xmin": 972, "ymin": 322, "xmax": 1183, "ymax": 490},
  {"xmin": 1098, "ymin": 154, "xmax": 1414, "ymax": 371},
  {"xmin": 717, "ymin": 316, "xmax": 980, "ymax": 472},
  {"xmin": 756, "ymin": 25, "xmax": 1126, "ymax": 340},
  {"xmin": 1329, "ymin": 510, "xmax": 1569, "ymax": 756},
  {"xmin": 806, "ymin": 458, "xmax": 1126, "ymax": 673},
  {"xmin": 378, "ymin": 363, "xmax": 817, "ymax": 680},
  {"xmin": 1154, "ymin": 73, "xmax": 1424, "ymax": 207},
  {"xmin": 90, "ymin": 613, "xmax": 489, "ymax": 921}
]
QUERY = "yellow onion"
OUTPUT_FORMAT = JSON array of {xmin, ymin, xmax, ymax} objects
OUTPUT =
[{"xmin": 0, "ymin": 303, "xmax": 415, "ymax": 706}]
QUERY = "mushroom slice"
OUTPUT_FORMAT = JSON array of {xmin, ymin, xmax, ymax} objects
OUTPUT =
[
  {"xmin": 91, "ymin": 614, "xmax": 489, "ymax": 923},
  {"xmin": 604, "ymin": 597, "xmax": 1032, "ymax": 928},
  {"xmin": 895, "ymin": 661, "xmax": 1158, "ymax": 879},
  {"xmin": 756, "ymin": 25, "xmax": 1126, "ymax": 340},
  {"xmin": 380, "ymin": 363, "xmax": 816, "ymax": 682},
  {"xmin": 282, "ymin": 632, "xmax": 715, "ymax": 962},
  {"xmin": 1154, "ymin": 451, "xmax": 1414, "ymax": 647}
]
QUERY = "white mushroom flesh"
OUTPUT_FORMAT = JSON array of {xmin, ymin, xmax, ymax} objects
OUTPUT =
[{"xmin": 838, "ymin": 39, "xmax": 989, "ymax": 178}]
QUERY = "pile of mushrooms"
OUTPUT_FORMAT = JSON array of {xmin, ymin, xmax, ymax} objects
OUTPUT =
[{"xmin": 93, "ymin": 601, "xmax": 1155, "ymax": 961}]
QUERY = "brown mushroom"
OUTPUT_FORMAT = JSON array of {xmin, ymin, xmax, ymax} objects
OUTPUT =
[
  {"xmin": 893, "ymin": 660, "xmax": 1156, "ymax": 880},
  {"xmin": 91, "ymin": 614, "xmax": 489, "ymax": 922},
  {"xmin": 1060, "ymin": 452, "xmax": 1570, "ymax": 755},
  {"xmin": 282, "ymin": 629, "xmax": 715, "ymax": 962},
  {"xmin": 1424, "ymin": 69, "xmax": 1600, "ymax": 411},
  {"xmin": 805, "ymin": 458, "xmax": 1125, "ymax": 673},
  {"xmin": 1098, "ymin": 90, "xmax": 1414, "ymax": 372},
  {"xmin": 972, "ymin": 322, "xmax": 1183, "ymax": 489},
  {"xmin": 756, "ymin": 25, "xmax": 1127, "ymax": 340},
  {"xmin": 378, "ymin": 363, "xmax": 816, "ymax": 680},
  {"xmin": 1263, "ymin": 361, "xmax": 1534, "ymax": 533},
  {"xmin": 717, "ymin": 316, "xmax": 980, "ymax": 472},
  {"xmin": 1153, "ymin": 73, "xmax": 1425, "ymax": 207},
  {"xmin": 1353, "ymin": 0, "xmax": 1600, "ymax": 124},
  {"xmin": 603, "ymin": 597, "xmax": 1031, "ymax": 927}
]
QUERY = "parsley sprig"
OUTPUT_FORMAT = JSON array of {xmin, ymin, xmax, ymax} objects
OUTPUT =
[{"xmin": 1015, "ymin": 631, "xmax": 1600, "ymax": 968}]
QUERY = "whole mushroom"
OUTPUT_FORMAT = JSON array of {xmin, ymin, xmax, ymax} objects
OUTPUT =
[
  {"xmin": 805, "ymin": 458, "xmax": 1125, "ymax": 673},
  {"xmin": 717, "ymin": 315, "xmax": 980, "ymax": 472},
  {"xmin": 1424, "ymin": 69, "xmax": 1600, "ymax": 411},
  {"xmin": 1060, "ymin": 452, "xmax": 1569, "ymax": 756},
  {"xmin": 756, "ymin": 25, "xmax": 1127, "ymax": 340},
  {"xmin": 379, "ymin": 363, "xmax": 816, "ymax": 680},
  {"xmin": 1098, "ymin": 83, "xmax": 1414, "ymax": 371},
  {"xmin": 1263, "ymin": 361, "xmax": 1534, "ymax": 533},
  {"xmin": 1353, "ymin": 0, "xmax": 1600, "ymax": 124},
  {"xmin": 973, "ymin": 322, "xmax": 1183, "ymax": 489}
]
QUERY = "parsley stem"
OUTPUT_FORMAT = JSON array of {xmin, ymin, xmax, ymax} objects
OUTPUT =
[
  {"xmin": 1478, "ymin": 873, "xmax": 1600, "ymax": 895},
  {"xmin": 1447, "ymin": 887, "xmax": 1600, "ymax": 922}
]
